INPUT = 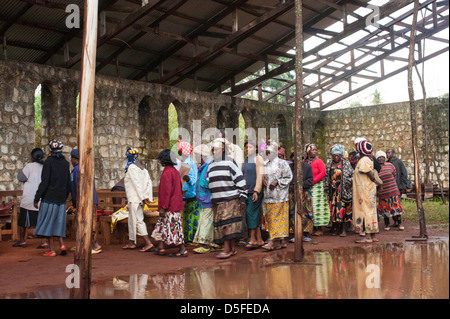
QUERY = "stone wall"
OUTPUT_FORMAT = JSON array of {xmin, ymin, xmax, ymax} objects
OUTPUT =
[
  {"xmin": 0, "ymin": 60, "xmax": 294, "ymax": 191},
  {"xmin": 1, "ymin": 60, "xmax": 448, "ymax": 191},
  {"xmin": 318, "ymin": 98, "xmax": 450, "ymax": 188}
]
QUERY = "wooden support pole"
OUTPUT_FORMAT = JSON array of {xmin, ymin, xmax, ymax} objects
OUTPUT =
[
  {"xmin": 294, "ymin": 0, "xmax": 304, "ymax": 262},
  {"xmin": 71, "ymin": 0, "xmax": 98, "ymax": 299},
  {"xmin": 407, "ymin": 0, "xmax": 427, "ymax": 239}
]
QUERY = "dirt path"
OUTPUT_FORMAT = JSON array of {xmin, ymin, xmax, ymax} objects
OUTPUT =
[{"xmin": 0, "ymin": 220, "xmax": 448, "ymax": 297}]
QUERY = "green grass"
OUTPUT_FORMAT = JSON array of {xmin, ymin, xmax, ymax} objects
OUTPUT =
[{"xmin": 401, "ymin": 197, "xmax": 449, "ymax": 224}]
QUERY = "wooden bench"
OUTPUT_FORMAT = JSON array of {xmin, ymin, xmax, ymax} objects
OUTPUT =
[
  {"xmin": 0, "ymin": 191, "xmax": 21, "ymax": 241},
  {"xmin": 0, "ymin": 188, "xmax": 160, "ymax": 244},
  {"xmin": 96, "ymin": 188, "xmax": 160, "ymax": 245}
]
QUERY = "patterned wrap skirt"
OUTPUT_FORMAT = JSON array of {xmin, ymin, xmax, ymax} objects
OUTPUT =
[
  {"xmin": 378, "ymin": 195, "xmax": 404, "ymax": 218},
  {"xmin": 311, "ymin": 181, "xmax": 330, "ymax": 227},
  {"xmin": 193, "ymin": 207, "xmax": 220, "ymax": 248},
  {"xmin": 152, "ymin": 211, "xmax": 184, "ymax": 246},
  {"xmin": 213, "ymin": 199, "xmax": 243, "ymax": 245},
  {"xmin": 183, "ymin": 199, "xmax": 200, "ymax": 242},
  {"xmin": 246, "ymin": 192, "xmax": 263, "ymax": 229},
  {"xmin": 289, "ymin": 188, "xmax": 314, "ymax": 234},
  {"xmin": 33, "ymin": 200, "xmax": 66, "ymax": 238},
  {"xmin": 266, "ymin": 201, "xmax": 289, "ymax": 240}
]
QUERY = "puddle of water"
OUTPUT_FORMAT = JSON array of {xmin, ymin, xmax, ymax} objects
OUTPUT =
[{"xmin": 2, "ymin": 239, "xmax": 449, "ymax": 299}]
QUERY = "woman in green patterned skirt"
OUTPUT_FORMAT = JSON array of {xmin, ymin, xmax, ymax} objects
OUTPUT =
[{"xmin": 304, "ymin": 144, "xmax": 330, "ymax": 236}]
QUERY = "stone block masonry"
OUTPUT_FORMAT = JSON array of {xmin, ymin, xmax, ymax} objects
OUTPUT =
[
  {"xmin": 319, "ymin": 98, "xmax": 449, "ymax": 188},
  {"xmin": 0, "ymin": 60, "xmax": 294, "ymax": 191},
  {"xmin": 1, "ymin": 60, "xmax": 448, "ymax": 191}
]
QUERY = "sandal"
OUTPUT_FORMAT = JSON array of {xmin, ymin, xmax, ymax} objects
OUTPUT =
[
  {"xmin": 193, "ymin": 247, "xmax": 211, "ymax": 254},
  {"xmin": 245, "ymin": 242, "xmax": 259, "ymax": 250},
  {"xmin": 36, "ymin": 243, "xmax": 49, "ymax": 249},
  {"xmin": 122, "ymin": 244, "xmax": 137, "ymax": 250},
  {"xmin": 42, "ymin": 251, "xmax": 56, "ymax": 257},
  {"xmin": 60, "ymin": 245, "xmax": 67, "ymax": 256},
  {"xmin": 355, "ymin": 238, "xmax": 373, "ymax": 244},
  {"xmin": 139, "ymin": 245, "xmax": 156, "ymax": 253},
  {"xmin": 262, "ymin": 243, "xmax": 275, "ymax": 251},
  {"xmin": 155, "ymin": 248, "xmax": 166, "ymax": 256},
  {"xmin": 12, "ymin": 242, "xmax": 27, "ymax": 248},
  {"xmin": 216, "ymin": 251, "xmax": 233, "ymax": 259},
  {"xmin": 170, "ymin": 249, "xmax": 188, "ymax": 258}
]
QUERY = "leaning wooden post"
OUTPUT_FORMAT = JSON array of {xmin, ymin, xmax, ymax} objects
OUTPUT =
[
  {"xmin": 294, "ymin": 0, "xmax": 304, "ymax": 262},
  {"xmin": 407, "ymin": 0, "xmax": 428, "ymax": 239},
  {"xmin": 71, "ymin": 0, "xmax": 99, "ymax": 299}
]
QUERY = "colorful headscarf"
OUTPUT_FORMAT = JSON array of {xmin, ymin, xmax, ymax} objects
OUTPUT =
[
  {"xmin": 278, "ymin": 147, "xmax": 286, "ymax": 157},
  {"xmin": 305, "ymin": 143, "xmax": 317, "ymax": 154},
  {"xmin": 375, "ymin": 151, "xmax": 387, "ymax": 159},
  {"xmin": 125, "ymin": 147, "xmax": 139, "ymax": 173},
  {"xmin": 48, "ymin": 139, "xmax": 64, "ymax": 158},
  {"xmin": 357, "ymin": 140, "xmax": 373, "ymax": 156},
  {"xmin": 258, "ymin": 143, "xmax": 267, "ymax": 151},
  {"xmin": 331, "ymin": 144, "xmax": 345, "ymax": 155},
  {"xmin": 177, "ymin": 140, "xmax": 193, "ymax": 156}
]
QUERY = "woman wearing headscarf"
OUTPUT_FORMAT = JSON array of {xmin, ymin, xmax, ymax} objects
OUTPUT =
[
  {"xmin": 152, "ymin": 149, "xmax": 187, "ymax": 257},
  {"xmin": 33, "ymin": 140, "xmax": 71, "ymax": 257},
  {"xmin": 262, "ymin": 143, "xmax": 293, "ymax": 250},
  {"xmin": 177, "ymin": 140, "xmax": 199, "ymax": 243},
  {"xmin": 122, "ymin": 147, "xmax": 154, "ymax": 252},
  {"xmin": 324, "ymin": 144, "xmax": 354, "ymax": 237},
  {"xmin": 207, "ymin": 139, "xmax": 247, "ymax": 259},
  {"xmin": 353, "ymin": 140, "xmax": 381, "ymax": 243},
  {"xmin": 192, "ymin": 144, "xmax": 221, "ymax": 253},
  {"xmin": 304, "ymin": 143, "xmax": 329, "ymax": 236},
  {"xmin": 14, "ymin": 148, "xmax": 46, "ymax": 248},
  {"xmin": 376, "ymin": 151, "xmax": 405, "ymax": 231}
]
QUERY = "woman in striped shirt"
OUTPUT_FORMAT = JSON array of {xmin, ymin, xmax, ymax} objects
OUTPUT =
[
  {"xmin": 376, "ymin": 151, "xmax": 405, "ymax": 231},
  {"xmin": 207, "ymin": 139, "xmax": 247, "ymax": 259}
]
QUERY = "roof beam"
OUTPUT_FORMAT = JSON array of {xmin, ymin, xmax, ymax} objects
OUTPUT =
[
  {"xmin": 37, "ymin": 0, "xmax": 121, "ymax": 64},
  {"xmin": 129, "ymin": 0, "xmax": 250, "ymax": 81},
  {"xmin": 156, "ymin": 0, "xmax": 295, "ymax": 85},
  {"xmin": 65, "ymin": 0, "xmax": 165, "ymax": 68},
  {"xmin": 228, "ymin": 0, "xmax": 414, "ymax": 97}
]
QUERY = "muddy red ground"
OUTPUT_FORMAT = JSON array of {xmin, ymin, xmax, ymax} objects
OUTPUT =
[{"xmin": 0, "ymin": 220, "xmax": 448, "ymax": 297}]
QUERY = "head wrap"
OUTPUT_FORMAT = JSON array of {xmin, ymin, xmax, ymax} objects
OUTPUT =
[
  {"xmin": 357, "ymin": 140, "xmax": 373, "ymax": 156},
  {"xmin": 354, "ymin": 137, "xmax": 366, "ymax": 145},
  {"xmin": 331, "ymin": 144, "xmax": 345, "ymax": 155},
  {"xmin": 48, "ymin": 139, "xmax": 63, "ymax": 152},
  {"xmin": 177, "ymin": 140, "xmax": 193, "ymax": 156},
  {"xmin": 258, "ymin": 143, "xmax": 267, "ymax": 151},
  {"xmin": 266, "ymin": 143, "xmax": 278, "ymax": 154},
  {"xmin": 194, "ymin": 144, "xmax": 211, "ymax": 159},
  {"xmin": 278, "ymin": 147, "xmax": 286, "ymax": 157},
  {"xmin": 305, "ymin": 143, "xmax": 317, "ymax": 154},
  {"xmin": 375, "ymin": 151, "xmax": 387, "ymax": 159},
  {"xmin": 48, "ymin": 139, "xmax": 64, "ymax": 158},
  {"xmin": 31, "ymin": 148, "xmax": 44, "ymax": 164},
  {"xmin": 125, "ymin": 147, "xmax": 139, "ymax": 172},
  {"xmin": 70, "ymin": 149, "xmax": 79, "ymax": 159}
]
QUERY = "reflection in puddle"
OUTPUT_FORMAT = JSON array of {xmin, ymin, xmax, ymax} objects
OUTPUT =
[{"xmin": 3, "ymin": 239, "xmax": 449, "ymax": 299}]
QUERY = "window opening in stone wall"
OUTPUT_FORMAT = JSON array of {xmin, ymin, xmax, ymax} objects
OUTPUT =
[
  {"xmin": 34, "ymin": 84, "xmax": 42, "ymax": 148},
  {"xmin": 168, "ymin": 103, "xmax": 179, "ymax": 152}
]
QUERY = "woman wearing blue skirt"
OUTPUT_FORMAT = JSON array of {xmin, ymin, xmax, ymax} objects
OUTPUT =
[{"xmin": 33, "ymin": 139, "xmax": 71, "ymax": 257}]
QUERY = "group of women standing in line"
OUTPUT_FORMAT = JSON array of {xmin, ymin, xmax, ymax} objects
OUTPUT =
[{"xmin": 14, "ymin": 134, "xmax": 408, "ymax": 258}]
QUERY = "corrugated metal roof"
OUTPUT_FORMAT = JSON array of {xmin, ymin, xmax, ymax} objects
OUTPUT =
[{"xmin": 1, "ymin": 0, "xmax": 446, "ymax": 102}]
